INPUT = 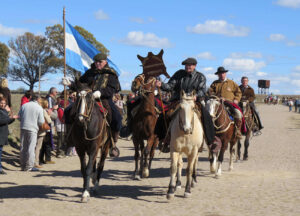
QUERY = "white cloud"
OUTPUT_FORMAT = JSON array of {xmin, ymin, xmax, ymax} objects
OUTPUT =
[
  {"xmin": 274, "ymin": 0, "xmax": 300, "ymax": 9},
  {"xmin": 269, "ymin": 33, "xmax": 286, "ymax": 41},
  {"xmin": 0, "ymin": 24, "xmax": 27, "ymax": 36},
  {"xmin": 130, "ymin": 17, "xmax": 144, "ymax": 24},
  {"xmin": 256, "ymin": 71, "xmax": 268, "ymax": 76},
  {"xmin": 94, "ymin": 9, "xmax": 109, "ymax": 20},
  {"xmin": 120, "ymin": 31, "xmax": 172, "ymax": 48},
  {"xmin": 201, "ymin": 67, "xmax": 215, "ymax": 73},
  {"xmin": 291, "ymin": 80, "xmax": 300, "ymax": 87},
  {"xmin": 186, "ymin": 20, "xmax": 250, "ymax": 37},
  {"xmin": 196, "ymin": 52, "xmax": 216, "ymax": 60},
  {"xmin": 223, "ymin": 58, "xmax": 266, "ymax": 72},
  {"xmin": 229, "ymin": 51, "xmax": 263, "ymax": 59},
  {"xmin": 272, "ymin": 76, "xmax": 291, "ymax": 84},
  {"xmin": 291, "ymin": 65, "xmax": 300, "ymax": 77}
]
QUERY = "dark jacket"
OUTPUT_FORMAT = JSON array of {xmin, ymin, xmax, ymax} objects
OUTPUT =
[
  {"xmin": 0, "ymin": 108, "xmax": 15, "ymax": 146},
  {"xmin": 0, "ymin": 87, "xmax": 12, "ymax": 108},
  {"xmin": 80, "ymin": 63, "xmax": 121, "ymax": 99},
  {"xmin": 161, "ymin": 69, "xmax": 206, "ymax": 101},
  {"xmin": 239, "ymin": 85, "xmax": 255, "ymax": 103}
]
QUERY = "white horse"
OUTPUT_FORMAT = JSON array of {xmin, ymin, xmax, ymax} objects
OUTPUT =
[{"xmin": 167, "ymin": 91, "xmax": 204, "ymax": 199}]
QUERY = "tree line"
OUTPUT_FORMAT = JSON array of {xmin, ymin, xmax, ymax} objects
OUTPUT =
[{"xmin": 0, "ymin": 24, "xmax": 109, "ymax": 90}]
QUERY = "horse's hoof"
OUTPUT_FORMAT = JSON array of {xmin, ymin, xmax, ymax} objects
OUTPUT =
[
  {"xmin": 176, "ymin": 185, "xmax": 181, "ymax": 190},
  {"xmin": 142, "ymin": 169, "xmax": 149, "ymax": 178},
  {"xmin": 228, "ymin": 167, "xmax": 233, "ymax": 171},
  {"xmin": 184, "ymin": 192, "xmax": 192, "ymax": 198},
  {"xmin": 243, "ymin": 156, "xmax": 248, "ymax": 161},
  {"xmin": 133, "ymin": 174, "xmax": 141, "ymax": 180},
  {"xmin": 215, "ymin": 173, "xmax": 221, "ymax": 179},
  {"xmin": 167, "ymin": 193, "xmax": 174, "ymax": 200}
]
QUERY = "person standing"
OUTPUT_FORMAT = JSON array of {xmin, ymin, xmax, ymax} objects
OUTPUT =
[
  {"xmin": 0, "ymin": 96, "xmax": 18, "ymax": 174},
  {"xmin": 209, "ymin": 66, "xmax": 243, "ymax": 138},
  {"xmin": 20, "ymin": 90, "xmax": 33, "ymax": 107},
  {"xmin": 0, "ymin": 78, "xmax": 12, "ymax": 108},
  {"xmin": 18, "ymin": 94, "xmax": 44, "ymax": 171}
]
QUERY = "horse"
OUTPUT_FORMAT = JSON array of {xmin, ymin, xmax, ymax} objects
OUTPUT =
[
  {"xmin": 67, "ymin": 80, "xmax": 112, "ymax": 202},
  {"xmin": 167, "ymin": 91, "xmax": 204, "ymax": 199},
  {"xmin": 237, "ymin": 100, "xmax": 255, "ymax": 161},
  {"xmin": 131, "ymin": 49, "xmax": 169, "ymax": 179},
  {"xmin": 206, "ymin": 96, "xmax": 240, "ymax": 177}
]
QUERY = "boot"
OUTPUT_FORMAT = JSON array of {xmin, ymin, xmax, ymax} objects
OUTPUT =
[
  {"xmin": 109, "ymin": 131, "xmax": 120, "ymax": 157},
  {"xmin": 158, "ymin": 132, "xmax": 170, "ymax": 153},
  {"xmin": 234, "ymin": 118, "xmax": 242, "ymax": 139}
]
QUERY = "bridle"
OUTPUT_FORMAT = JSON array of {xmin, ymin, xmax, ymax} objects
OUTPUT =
[
  {"xmin": 178, "ymin": 96, "xmax": 195, "ymax": 134},
  {"xmin": 76, "ymin": 89, "xmax": 107, "ymax": 141},
  {"xmin": 209, "ymin": 96, "xmax": 233, "ymax": 134}
]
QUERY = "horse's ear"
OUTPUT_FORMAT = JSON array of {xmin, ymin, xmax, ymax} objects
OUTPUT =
[
  {"xmin": 158, "ymin": 49, "xmax": 164, "ymax": 58},
  {"xmin": 137, "ymin": 54, "xmax": 144, "ymax": 63},
  {"xmin": 148, "ymin": 52, "xmax": 153, "ymax": 57}
]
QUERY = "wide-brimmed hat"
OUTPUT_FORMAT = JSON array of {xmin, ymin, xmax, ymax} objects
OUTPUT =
[
  {"xmin": 93, "ymin": 53, "xmax": 107, "ymax": 62},
  {"xmin": 182, "ymin": 57, "xmax": 197, "ymax": 65},
  {"xmin": 215, "ymin": 66, "xmax": 228, "ymax": 75}
]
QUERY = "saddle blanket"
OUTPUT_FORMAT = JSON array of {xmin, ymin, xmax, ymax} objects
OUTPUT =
[{"xmin": 224, "ymin": 100, "xmax": 247, "ymax": 134}]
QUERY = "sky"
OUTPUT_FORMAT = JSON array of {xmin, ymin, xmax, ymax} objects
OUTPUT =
[{"xmin": 1, "ymin": 0, "xmax": 300, "ymax": 94}]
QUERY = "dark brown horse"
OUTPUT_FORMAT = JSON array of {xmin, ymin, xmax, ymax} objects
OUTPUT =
[
  {"xmin": 67, "ymin": 80, "xmax": 112, "ymax": 202},
  {"xmin": 206, "ymin": 96, "xmax": 240, "ymax": 177},
  {"xmin": 131, "ymin": 49, "xmax": 169, "ymax": 179},
  {"xmin": 237, "ymin": 101, "xmax": 255, "ymax": 161}
]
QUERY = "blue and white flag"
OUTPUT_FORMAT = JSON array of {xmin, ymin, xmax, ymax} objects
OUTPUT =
[{"xmin": 65, "ymin": 21, "xmax": 120, "ymax": 76}]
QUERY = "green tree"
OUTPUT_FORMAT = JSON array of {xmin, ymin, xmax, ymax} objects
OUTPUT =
[
  {"xmin": 8, "ymin": 32, "xmax": 59, "ymax": 90},
  {"xmin": 0, "ymin": 42, "xmax": 10, "ymax": 77},
  {"xmin": 45, "ymin": 24, "xmax": 109, "ymax": 78}
]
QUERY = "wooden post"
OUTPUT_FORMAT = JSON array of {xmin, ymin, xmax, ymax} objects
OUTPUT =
[{"xmin": 63, "ymin": 7, "xmax": 67, "ymax": 108}]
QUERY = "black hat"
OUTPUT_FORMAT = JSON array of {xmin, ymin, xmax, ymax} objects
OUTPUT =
[
  {"xmin": 182, "ymin": 57, "xmax": 197, "ymax": 65},
  {"xmin": 93, "ymin": 53, "xmax": 107, "ymax": 62},
  {"xmin": 215, "ymin": 66, "xmax": 228, "ymax": 75}
]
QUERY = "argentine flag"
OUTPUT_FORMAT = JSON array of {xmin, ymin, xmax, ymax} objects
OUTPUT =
[{"xmin": 65, "ymin": 21, "xmax": 120, "ymax": 76}]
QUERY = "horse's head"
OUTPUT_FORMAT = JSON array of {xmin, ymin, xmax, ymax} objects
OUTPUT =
[
  {"xmin": 206, "ymin": 95, "xmax": 222, "ymax": 118},
  {"xmin": 131, "ymin": 74, "xmax": 156, "ymax": 96},
  {"xmin": 137, "ymin": 49, "xmax": 170, "ymax": 81},
  {"xmin": 178, "ymin": 90, "xmax": 195, "ymax": 134},
  {"xmin": 72, "ymin": 79, "xmax": 96, "ymax": 123}
]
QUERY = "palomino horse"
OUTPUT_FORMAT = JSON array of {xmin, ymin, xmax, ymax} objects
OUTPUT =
[
  {"xmin": 131, "ymin": 73, "xmax": 160, "ymax": 179},
  {"xmin": 237, "ymin": 101, "xmax": 255, "ymax": 161},
  {"xmin": 67, "ymin": 80, "xmax": 112, "ymax": 202},
  {"xmin": 206, "ymin": 96, "xmax": 240, "ymax": 177},
  {"xmin": 167, "ymin": 91, "xmax": 204, "ymax": 199}
]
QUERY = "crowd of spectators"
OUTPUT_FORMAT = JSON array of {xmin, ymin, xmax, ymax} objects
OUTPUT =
[{"xmin": 0, "ymin": 77, "xmax": 79, "ymax": 174}]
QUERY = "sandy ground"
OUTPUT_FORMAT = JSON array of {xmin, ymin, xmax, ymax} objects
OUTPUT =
[{"xmin": 0, "ymin": 104, "xmax": 300, "ymax": 216}]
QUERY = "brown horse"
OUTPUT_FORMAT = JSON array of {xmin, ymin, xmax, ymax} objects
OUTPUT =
[
  {"xmin": 206, "ymin": 96, "xmax": 240, "ymax": 177},
  {"xmin": 237, "ymin": 101, "xmax": 255, "ymax": 161},
  {"xmin": 67, "ymin": 80, "xmax": 112, "ymax": 202},
  {"xmin": 131, "ymin": 49, "xmax": 169, "ymax": 179}
]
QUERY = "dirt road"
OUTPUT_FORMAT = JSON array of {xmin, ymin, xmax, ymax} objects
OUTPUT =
[{"xmin": 0, "ymin": 104, "xmax": 299, "ymax": 216}]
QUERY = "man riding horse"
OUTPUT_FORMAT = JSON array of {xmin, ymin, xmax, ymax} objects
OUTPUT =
[
  {"xmin": 239, "ymin": 76, "xmax": 263, "ymax": 132},
  {"xmin": 156, "ymin": 57, "xmax": 215, "ymax": 149},
  {"xmin": 209, "ymin": 66, "xmax": 243, "ymax": 139},
  {"xmin": 79, "ymin": 53, "xmax": 122, "ymax": 157}
]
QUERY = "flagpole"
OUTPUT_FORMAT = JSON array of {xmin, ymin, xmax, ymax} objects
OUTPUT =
[{"xmin": 63, "ymin": 6, "xmax": 67, "ymax": 108}]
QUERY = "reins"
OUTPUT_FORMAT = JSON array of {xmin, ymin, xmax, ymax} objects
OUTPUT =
[{"xmin": 211, "ymin": 98, "xmax": 234, "ymax": 134}]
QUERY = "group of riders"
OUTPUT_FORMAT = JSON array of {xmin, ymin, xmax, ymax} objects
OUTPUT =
[{"xmin": 64, "ymin": 53, "xmax": 264, "ymax": 156}]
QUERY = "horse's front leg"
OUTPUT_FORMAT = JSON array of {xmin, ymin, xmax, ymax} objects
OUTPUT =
[
  {"xmin": 243, "ymin": 134, "xmax": 250, "ymax": 160},
  {"xmin": 229, "ymin": 141, "xmax": 236, "ymax": 171},
  {"xmin": 216, "ymin": 144, "xmax": 227, "ymax": 178},
  {"xmin": 237, "ymin": 139, "xmax": 242, "ymax": 161},
  {"xmin": 191, "ymin": 152, "xmax": 198, "ymax": 187},
  {"xmin": 94, "ymin": 139, "xmax": 110, "ymax": 191},
  {"xmin": 167, "ymin": 151, "xmax": 179, "ymax": 200},
  {"xmin": 81, "ymin": 149, "xmax": 97, "ymax": 203},
  {"xmin": 132, "ymin": 136, "xmax": 141, "ymax": 180},
  {"xmin": 184, "ymin": 150, "xmax": 197, "ymax": 198},
  {"xmin": 209, "ymin": 150, "xmax": 218, "ymax": 174},
  {"xmin": 149, "ymin": 136, "xmax": 159, "ymax": 170},
  {"xmin": 176, "ymin": 154, "xmax": 183, "ymax": 189},
  {"xmin": 142, "ymin": 137, "xmax": 154, "ymax": 178}
]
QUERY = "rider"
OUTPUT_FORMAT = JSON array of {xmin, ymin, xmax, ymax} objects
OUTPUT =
[
  {"xmin": 156, "ymin": 57, "xmax": 215, "ymax": 149},
  {"xmin": 79, "ymin": 53, "xmax": 122, "ymax": 157},
  {"xmin": 209, "ymin": 66, "xmax": 243, "ymax": 139},
  {"xmin": 239, "ymin": 76, "xmax": 263, "ymax": 132}
]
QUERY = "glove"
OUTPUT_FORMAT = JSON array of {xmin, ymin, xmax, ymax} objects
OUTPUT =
[
  {"xmin": 93, "ymin": 90, "xmax": 101, "ymax": 99},
  {"xmin": 62, "ymin": 77, "xmax": 71, "ymax": 86}
]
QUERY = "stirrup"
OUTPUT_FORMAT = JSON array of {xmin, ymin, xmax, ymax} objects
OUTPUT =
[{"xmin": 253, "ymin": 130, "xmax": 262, "ymax": 136}]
